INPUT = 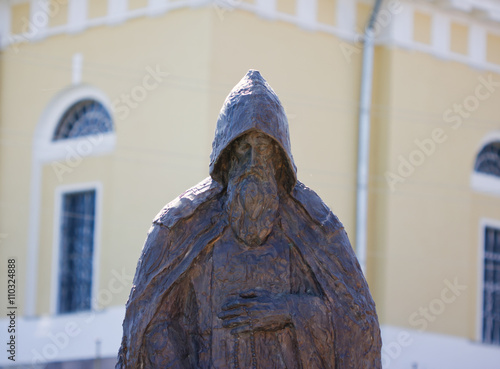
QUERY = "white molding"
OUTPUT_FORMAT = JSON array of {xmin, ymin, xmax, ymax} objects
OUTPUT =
[
  {"xmin": 50, "ymin": 182, "xmax": 103, "ymax": 315},
  {"xmin": 68, "ymin": 0, "xmax": 88, "ymax": 34},
  {"xmin": 336, "ymin": 0, "xmax": 355, "ymax": 34},
  {"xmin": 471, "ymin": 172, "xmax": 500, "ymax": 197},
  {"xmin": 0, "ymin": 1, "xmax": 12, "ymax": 49},
  {"xmin": 0, "ymin": 306, "xmax": 125, "ymax": 366},
  {"xmin": 26, "ymin": 84, "xmax": 115, "ymax": 317},
  {"xmin": 72, "ymin": 53, "xmax": 83, "ymax": 85},
  {"xmin": 381, "ymin": 325, "xmax": 500, "ymax": 368},
  {"xmin": 107, "ymin": 0, "xmax": 127, "ymax": 25},
  {"xmin": 25, "ymin": 159, "xmax": 42, "ymax": 317},
  {"xmin": 29, "ymin": 0, "xmax": 49, "ymax": 41},
  {"xmin": 469, "ymin": 23, "xmax": 487, "ymax": 65},
  {"xmin": 147, "ymin": 0, "xmax": 169, "ymax": 17},
  {"xmin": 1, "ymin": 0, "xmax": 500, "ymax": 77},
  {"xmin": 255, "ymin": 0, "xmax": 276, "ymax": 20},
  {"xmin": 296, "ymin": 0, "xmax": 317, "ymax": 31},
  {"xmin": 388, "ymin": 1, "xmax": 413, "ymax": 47},
  {"xmin": 432, "ymin": 11, "xmax": 451, "ymax": 58}
]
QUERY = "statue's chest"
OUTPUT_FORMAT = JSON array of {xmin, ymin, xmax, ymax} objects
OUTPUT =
[{"xmin": 212, "ymin": 232, "xmax": 290, "ymax": 298}]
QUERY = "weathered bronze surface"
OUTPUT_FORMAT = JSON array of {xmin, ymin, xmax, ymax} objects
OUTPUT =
[{"xmin": 116, "ymin": 70, "xmax": 381, "ymax": 368}]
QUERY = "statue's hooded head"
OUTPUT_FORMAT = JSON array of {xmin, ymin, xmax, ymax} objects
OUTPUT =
[{"xmin": 209, "ymin": 70, "xmax": 297, "ymax": 193}]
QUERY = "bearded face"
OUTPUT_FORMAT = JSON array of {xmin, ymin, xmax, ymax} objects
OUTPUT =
[{"xmin": 226, "ymin": 131, "xmax": 280, "ymax": 246}]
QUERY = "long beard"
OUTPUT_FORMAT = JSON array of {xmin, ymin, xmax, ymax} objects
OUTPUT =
[{"xmin": 227, "ymin": 171, "xmax": 279, "ymax": 246}]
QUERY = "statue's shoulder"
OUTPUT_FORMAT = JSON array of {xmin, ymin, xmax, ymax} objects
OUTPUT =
[
  {"xmin": 291, "ymin": 181, "xmax": 343, "ymax": 230},
  {"xmin": 153, "ymin": 177, "xmax": 224, "ymax": 229}
]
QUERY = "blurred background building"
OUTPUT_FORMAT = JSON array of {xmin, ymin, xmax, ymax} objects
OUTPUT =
[{"xmin": 0, "ymin": 0, "xmax": 500, "ymax": 368}]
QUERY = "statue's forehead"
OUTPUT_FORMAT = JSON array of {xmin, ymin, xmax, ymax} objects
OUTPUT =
[{"xmin": 234, "ymin": 130, "xmax": 275, "ymax": 145}]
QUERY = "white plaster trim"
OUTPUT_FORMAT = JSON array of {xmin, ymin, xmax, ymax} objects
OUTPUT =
[
  {"xmin": 0, "ymin": 306, "xmax": 125, "ymax": 366},
  {"xmin": 50, "ymin": 182, "xmax": 103, "ymax": 315},
  {"xmin": 29, "ymin": 0, "xmax": 48, "ymax": 41},
  {"xmin": 469, "ymin": 22, "xmax": 487, "ymax": 65},
  {"xmin": 2, "ymin": 0, "xmax": 500, "ymax": 76},
  {"xmin": 432, "ymin": 11, "xmax": 451, "ymax": 58},
  {"xmin": 471, "ymin": 173, "xmax": 500, "ymax": 197},
  {"xmin": 387, "ymin": 1, "xmax": 413, "ymax": 47},
  {"xmin": 25, "ymin": 159, "xmax": 42, "ymax": 317},
  {"xmin": 26, "ymin": 85, "xmax": 115, "ymax": 317},
  {"xmin": 0, "ymin": 1, "xmax": 12, "ymax": 49},
  {"xmin": 72, "ymin": 53, "xmax": 83, "ymax": 85},
  {"xmin": 336, "ymin": 0, "xmax": 356, "ymax": 35},
  {"xmin": 147, "ymin": 0, "xmax": 169, "ymax": 17},
  {"xmin": 68, "ymin": 0, "xmax": 88, "ymax": 34},
  {"xmin": 296, "ymin": 0, "xmax": 317, "ymax": 31},
  {"xmin": 255, "ymin": 0, "xmax": 276, "ymax": 20},
  {"xmin": 107, "ymin": 0, "xmax": 127, "ymax": 25},
  {"xmin": 381, "ymin": 325, "xmax": 500, "ymax": 368}
]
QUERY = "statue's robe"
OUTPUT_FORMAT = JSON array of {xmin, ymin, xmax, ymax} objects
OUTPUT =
[{"xmin": 116, "ymin": 177, "xmax": 381, "ymax": 369}]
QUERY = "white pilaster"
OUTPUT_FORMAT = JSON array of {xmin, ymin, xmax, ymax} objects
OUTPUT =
[
  {"xmin": 431, "ymin": 12, "xmax": 450, "ymax": 57},
  {"xmin": 72, "ymin": 53, "xmax": 83, "ymax": 85},
  {"xmin": 296, "ymin": 0, "xmax": 317, "ymax": 31},
  {"xmin": 0, "ymin": 1, "xmax": 11, "ymax": 49},
  {"xmin": 387, "ymin": 2, "xmax": 413, "ymax": 47},
  {"xmin": 29, "ymin": 0, "xmax": 49, "ymax": 41},
  {"xmin": 108, "ymin": 0, "xmax": 128, "ymax": 25},
  {"xmin": 256, "ymin": 0, "xmax": 276, "ymax": 20},
  {"xmin": 469, "ymin": 23, "xmax": 486, "ymax": 65},
  {"xmin": 148, "ymin": 0, "xmax": 169, "ymax": 17},
  {"xmin": 68, "ymin": 0, "xmax": 88, "ymax": 34},
  {"xmin": 336, "ymin": 0, "xmax": 355, "ymax": 34}
]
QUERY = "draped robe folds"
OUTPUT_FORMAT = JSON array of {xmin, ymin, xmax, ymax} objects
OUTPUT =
[{"xmin": 116, "ymin": 178, "xmax": 382, "ymax": 369}]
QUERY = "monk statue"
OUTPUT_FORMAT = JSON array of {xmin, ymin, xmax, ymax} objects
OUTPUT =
[{"xmin": 116, "ymin": 70, "xmax": 381, "ymax": 368}]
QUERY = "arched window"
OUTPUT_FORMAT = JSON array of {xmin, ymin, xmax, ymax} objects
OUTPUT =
[
  {"xmin": 53, "ymin": 99, "xmax": 113, "ymax": 141},
  {"xmin": 474, "ymin": 141, "xmax": 500, "ymax": 178},
  {"xmin": 471, "ymin": 137, "xmax": 500, "ymax": 197},
  {"xmin": 27, "ymin": 85, "xmax": 115, "ymax": 317}
]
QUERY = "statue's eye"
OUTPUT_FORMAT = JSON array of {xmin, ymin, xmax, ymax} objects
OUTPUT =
[
  {"xmin": 256, "ymin": 144, "xmax": 272, "ymax": 156},
  {"xmin": 235, "ymin": 142, "xmax": 250, "ymax": 156}
]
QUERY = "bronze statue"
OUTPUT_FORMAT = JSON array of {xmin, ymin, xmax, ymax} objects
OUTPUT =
[{"xmin": 116, "ymin": 70, "xmax": 381, "ymax": 368}]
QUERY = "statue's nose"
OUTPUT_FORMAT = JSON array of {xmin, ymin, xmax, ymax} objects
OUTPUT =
[{"xmin": 249, "ymin": 147, "xmax": 258, "ymax": 167}]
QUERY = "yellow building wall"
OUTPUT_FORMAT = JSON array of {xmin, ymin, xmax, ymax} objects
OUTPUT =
[
  {"xmin": 450, "ymin": 21, "xmax": 469, "ymax": 55},
  {"xmin": 0, "ymin": 7, "xmax": 214, "ymax": 315},
  {"xmin": 378, "ymin": 47, "xmax": 500, "ymax": 339},
  {"xmin": 11, "ymin": 2, "xmax": 30, "ymax": 34},
  {"xmin": 413, "ymin": 11, "xmax": 432, "ymax": 45}
]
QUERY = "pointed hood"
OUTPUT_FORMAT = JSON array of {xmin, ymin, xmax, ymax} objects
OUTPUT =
[{"xmin": 209, "ymin": 70, "xmax": 297, "ymax": 192}]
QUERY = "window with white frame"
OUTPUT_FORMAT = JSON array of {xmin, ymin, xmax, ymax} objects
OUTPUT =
[
  {"xmin": 471, "ymin": 139, "xmax": 500, "ymax": 197},
  {"xmin": 482, "ymin": 226, "xmax": 500, "ymax": 345},
  {"xmin": 50, "ymin": 96, "xmax": 112, "ymax": 314},
  {"xmin": 58, "ymin": 190, "xmax": 96, "ymax": 313},
  {"xmin": 475, "ymin": 142, "xmax": 500, "ymax": 177}
]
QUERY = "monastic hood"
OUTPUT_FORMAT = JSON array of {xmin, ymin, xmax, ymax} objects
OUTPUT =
[{"xmin": 209, "ymin": 70, "xmax": 297, "ymax": 191}]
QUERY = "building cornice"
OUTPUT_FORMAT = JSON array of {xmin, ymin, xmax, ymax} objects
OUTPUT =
[{"xmin": 1, "ymin": 0, "xmax": 500, "ymax": 72}]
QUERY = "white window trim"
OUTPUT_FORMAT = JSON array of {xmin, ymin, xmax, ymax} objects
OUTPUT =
[
  {"xmin": 26, "ymin": 84, "xmax": 115, "ymax": 316},
  {"xmin": 476, "ymin": 218, "xmax": 500, "ymax": 342},
  {"xmin": 470, "ymin": 131, "xmax": 500, "ymax": 198},
  {"xmin": 50, "ymin": 182, "xmax": 103, "ymax": 315}
]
